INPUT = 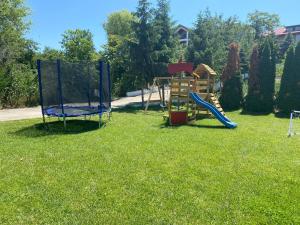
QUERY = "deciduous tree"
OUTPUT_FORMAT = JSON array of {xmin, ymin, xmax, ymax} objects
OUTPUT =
[
  {"xmin": 103, "ymin": 10, "xmax": 136, "ymax": 96},
  {"xmin": 61, "ymin": 29, "xmax": 95, "ymax": 61},
  {"xmin": 248, "ymin": 11, "xmax": 280, "ymax": 40},
  {"xmin": 0, "ymin": 0, "xmax": 38, "ymax": 107}
]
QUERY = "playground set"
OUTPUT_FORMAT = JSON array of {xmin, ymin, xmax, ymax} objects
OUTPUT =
[
  {"xmin": 37, "ymin": 59, "xmax": 111, "ymax": 129},
  {"xmin": 146, "ymin": 61, "xmax": 237, "ymax": 129}
]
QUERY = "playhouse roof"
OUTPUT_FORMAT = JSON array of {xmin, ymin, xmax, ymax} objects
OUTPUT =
[
  {"xmin": 168, "ymin": 62, "xmax": 194, "ymax": 75},
  {"xmin": 193, "ymin": 64, "xmax": 217, "ymax": 78}
]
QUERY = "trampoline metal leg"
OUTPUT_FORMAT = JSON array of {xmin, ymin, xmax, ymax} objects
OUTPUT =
[
  {"xmin": 108, "ymin": 109, "xmax": 112, "ymax": 121},
  {"xmin": 99, "ymin": 114, "xmax": 102, "ymax": 128},
  {"xmin": 63, "ymin": 116, "xmax": 67, "ymax": 130},
  {"xmin": 42, "ymin": 114, "xmax": 46, "ymax": 126}
]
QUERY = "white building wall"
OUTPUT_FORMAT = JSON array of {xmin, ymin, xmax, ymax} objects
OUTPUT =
[{"xmin": 296, "ymin": 34, "xmax": 300, "ymax": 42}]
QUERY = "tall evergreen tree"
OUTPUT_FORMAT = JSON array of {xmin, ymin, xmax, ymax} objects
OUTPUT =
[
  {"xmin": 219, "ymin": 43, "xmax": 243, "ymax": 110},
  {"xmin": 244, "ymin": 45, "xmax": 261, "ymax": 112},
  {"xmin": 279, "ymin": 32, "xmax": 295, "ymax": 59},
  {"xmin": 277, "ymin": 45, "xmax": 295, "ymax": 112},
  {"xmin": 152, "ymin": 0, "xmax": 177, "ymax": 75},
  {"xmin": 187, "ymin": 9, "xmax": 254, "ymax": 74},
  {"xmin": 186, "ymin": 9, "xmax": 225, "ymax": 72},
  {"xmin": 130, "ymin": 0, "xmax": 154, "ymax": 88},
  {"xmin": 293, "ymin": 42, "xmax": 300, "ymax": 110},
  {"xmin": 258, "ymin": 38, "xmax": 276, "ymax": 112}
]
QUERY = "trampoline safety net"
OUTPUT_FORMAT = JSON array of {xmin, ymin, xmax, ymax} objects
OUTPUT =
[{"xmin": 37, "ymin": 60, "xmax": 111, "ymax": 117}]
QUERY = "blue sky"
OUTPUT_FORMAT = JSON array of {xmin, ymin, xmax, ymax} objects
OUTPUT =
[{"xmin": 25, "ymin": 0, "xmax": 300, "ymax": 51}]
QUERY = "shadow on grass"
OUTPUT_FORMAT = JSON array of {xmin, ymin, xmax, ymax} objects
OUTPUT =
[
  {"xmin": 158, "ymin": 119, "xmax": 227, "ymax": 130},
  {"xmin": 187, "ymin": 124, "xmax": 228, "ymax": 129},
  {"xmin": 114, "ymin": 104, "xmax": 163, "ymax": 114},
  {"xmin": 13, "ymin": 120, "xmax": 104, "ymax": 137},
  {"xmin": 240, "ymin": 109, "xmax": 272, "ymax": 116},
  {"xmin": 274, "ymin": 111, "xmax": 290, "ymax": 119}
]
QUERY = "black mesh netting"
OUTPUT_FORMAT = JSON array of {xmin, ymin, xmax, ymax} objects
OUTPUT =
[{"xmin": 38, "ymin": 60, "xmax": 111, "ymax": 117}]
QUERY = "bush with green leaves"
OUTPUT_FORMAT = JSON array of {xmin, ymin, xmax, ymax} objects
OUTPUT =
[
  {"xmin": 220, "ymin": 73, "xmax": 243, "ymax": 110},
  {"xmin": 0, "ymin": 64, "xmax": 37, "ymax": 108}
]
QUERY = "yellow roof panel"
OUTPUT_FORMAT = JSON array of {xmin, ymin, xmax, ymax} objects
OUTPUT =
[{"xmin": 193, "ymin": 64, "xmax": 217, "ymax": 77}]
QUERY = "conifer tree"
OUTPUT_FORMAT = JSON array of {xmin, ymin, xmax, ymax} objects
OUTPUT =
[
  {"xmin": 244, "ymin": 45, "xmax": 261, "ymax": 112},
  {"xmin": 130, "ymin": 0, "xmax": 154, "ymax": 87},
  {"xmin": 186, "ymin": 9, "xmax": 224, "ymax": 72},
  {"xmin": 280, "ymin": 32, "xmax": 295, "ymax": 59},
  {"xmin": 293, "ymin": 42, "xmax": 300, "ymax": 110},
  {"xmin": 277, "ymin": 45, "xmax": 295, "ymax": 112},
  {"xmin": 152, "ymin": 0, "xmax": 177, "ymax": 75},
  {"xmin": 219, "ymin": 43, "xmax": 243, "ymax": 110},
  {"xmin": 258, "ymin": 38, "xmax": 276, "ymax": 112}
]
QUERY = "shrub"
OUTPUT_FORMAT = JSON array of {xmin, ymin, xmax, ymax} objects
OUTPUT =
[
  {"xmin": 219, "ymin": 73, "xmax": 243, "ymax": 110},
  {"xmin": 0, "ymin": 64, "xmax": 38, "ymax": 108}
]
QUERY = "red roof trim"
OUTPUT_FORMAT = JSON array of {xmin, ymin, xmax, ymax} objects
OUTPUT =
[
  {"xmin": 168, "ymin": 63, "xmax": 194, "ymax": 75},
  {"xmin": 275, "ymin": 31, "xmax": 300, "ymax": 36}
]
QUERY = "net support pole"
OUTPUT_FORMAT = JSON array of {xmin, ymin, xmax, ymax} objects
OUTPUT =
[
  {"xmin": 37, "ymin": 59, "xmax": 46, "ymax": 126},
  {"xmin": 87, "ymin": 64, "xmax": 91, "ymax": 107},
  {"xmin": 57, "ymin": 59, "xmax": 66, "ymax": 129},
  {"xmin": 162, "ymin": 85, "xmax": 165, "ymax": 108},
  {"xmin": 288, "ymin": 111, "xmax": 294, "ymax": 137},
  {"xmin": 99, "ymin": 61, "xmax": 103, "ymax": 127},
  {"xmin": 107, "ymin": 63, "xmax": 112, "ymax": 120}
]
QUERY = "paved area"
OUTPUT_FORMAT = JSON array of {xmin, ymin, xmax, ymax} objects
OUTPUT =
[{"xmin": 0, "ymin": 91, "xmax": 168, "ymax": 122}]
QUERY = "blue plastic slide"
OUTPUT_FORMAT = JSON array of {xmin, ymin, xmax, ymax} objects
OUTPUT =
[{"xmin": 190, "ymin": 92, "xmax": 237, "ymax": 129}]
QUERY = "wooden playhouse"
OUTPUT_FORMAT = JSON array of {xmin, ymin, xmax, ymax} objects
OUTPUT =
[{"xmin": 168, "ymin": 63, "xmax": 225, "ymax": 125}]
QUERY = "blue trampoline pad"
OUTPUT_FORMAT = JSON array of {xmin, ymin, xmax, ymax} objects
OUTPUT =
[{"xmin": 44, "ymin": 106, "xmax": 108, "ymax": 117}]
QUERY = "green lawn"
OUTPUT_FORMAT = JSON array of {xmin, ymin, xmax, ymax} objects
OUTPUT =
[{"xmin": 0, "ymin": 108, "xmax": 299, "ymax": 224}]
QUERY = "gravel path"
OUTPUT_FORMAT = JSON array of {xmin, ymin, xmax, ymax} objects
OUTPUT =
[{"xmin": 0, "ymin": 92, "xmax": 167, "ymax": 121}]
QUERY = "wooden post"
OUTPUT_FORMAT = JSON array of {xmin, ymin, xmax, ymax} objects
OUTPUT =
[
  {"xmin": 207, "ymin": 73, "xmax": 210, "ymax": 96},
  {"xmin": 145, "ymin": 78, "xmax": 156, "ymax": 112}
]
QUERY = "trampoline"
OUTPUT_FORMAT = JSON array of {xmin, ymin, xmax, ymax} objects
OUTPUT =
[{"xmin": 37, "ymin": 59, "xmax": 111, "ymax": 128}]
